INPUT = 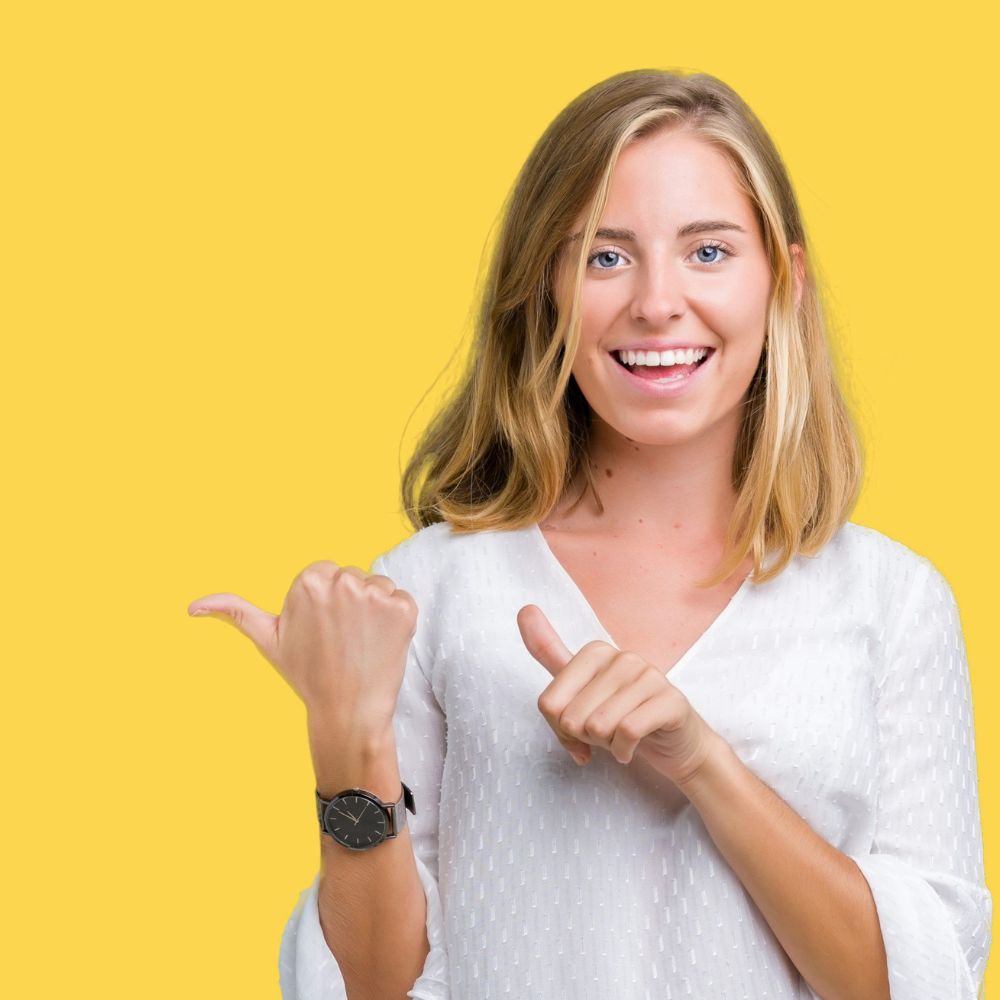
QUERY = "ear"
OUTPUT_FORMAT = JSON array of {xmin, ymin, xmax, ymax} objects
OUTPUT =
[{"xmin": 789, "ymin": 242, "xmax": 805, "ymax": 310}]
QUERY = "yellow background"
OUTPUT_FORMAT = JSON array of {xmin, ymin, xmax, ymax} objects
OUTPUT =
[{"xmin": 3, "ymin": 1, "xmax": 996, "ymax": 996}]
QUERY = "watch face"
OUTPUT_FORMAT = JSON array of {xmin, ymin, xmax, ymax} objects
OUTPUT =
[{"xmin": 325, "ymin": 792, "xmax": 389, "ymax": 850}]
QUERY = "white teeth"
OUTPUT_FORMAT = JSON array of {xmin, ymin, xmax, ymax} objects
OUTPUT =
[{"xmin": 617, "ymin": 347, "xmax": 709, "ymax": 367}]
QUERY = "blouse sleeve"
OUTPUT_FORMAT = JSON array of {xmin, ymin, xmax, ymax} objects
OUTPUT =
[
  {"xmin": 846, "ymin": 559, "xmax": 992, "ymax": 999},
  {"xmin": 277, "ymin": 554, "xmax": 450, "ymax": 1000}
]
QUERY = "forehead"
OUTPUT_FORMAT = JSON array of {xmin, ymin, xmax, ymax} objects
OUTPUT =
[{"xmin": 578, "ymin": 129, "xmax": 754, "ymax": 233}]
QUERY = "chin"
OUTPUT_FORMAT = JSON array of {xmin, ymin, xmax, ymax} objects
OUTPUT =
[{"xmin": 594, "ymin": 411, "xmax": 705, "ymax": 447}]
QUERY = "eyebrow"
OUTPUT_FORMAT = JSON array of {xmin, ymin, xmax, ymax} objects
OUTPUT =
[{"xmin": 567, "ymin": 219, "xmax": 748, "ymax": 243}]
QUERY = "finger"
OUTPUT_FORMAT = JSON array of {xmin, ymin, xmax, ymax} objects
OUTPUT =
[
  {"xmin": 340, "ymin": 564, "xmax": 388, "ymax": 593},
  {"xmin": 558, "ymin": 731, "xmax": 592, "ymax": 765},
  {"xmin": 536, "ymin": 639, "xmax": 613, "ymax": 717},
  {"xmin": 563, "ymin": 657, "xmax": 658, "ymax": 752},
  {"xmin": 365, "ymin": 571, "xmax": 398, "ymax": 596},
  {"xmin": 535, "ymin": 642, "xmax": 612, "ymax": 761},
  {"xmin": 304, "ymin": 563, "xmax": 396, "ymax": 601},
  {"xmin": 552, "ymin": 723, "xmax": 591, "ymax": 762},
  {"xmin": 516, "ymin": 604, "xmax": 574, "ymax": 677},
  {"xmin": 187, "ymin": 592, "xmax": 278, "ymax": 659},
  {"xmin": 331, "ymin": 564, "xmax": 398, "ymax": 597},
  {"xmin": 564, "ymin": 653, "xmax": 648, "ymax": 745},
  {"xmin": 609, "ymin": 693, "xmax": 674, "ymax": 765},
  {"xmin": 338, "ymin": 564, "xmax": 383, "ymax": 591},
  {"xmin": 585, "ymin": 670, "xmax": 665, "ymax": 763}
]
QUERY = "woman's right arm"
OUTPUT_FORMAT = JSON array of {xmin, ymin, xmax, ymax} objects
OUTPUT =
[
  {"xmin": 303, "ymin": 720, "xmax": 433, "ymax": 1000},
  {"xmin": 188, "ymin": 548, "xmax": 449, "ymax": 1000},
  {"xmin": 278, "ymin": 555, "xmax": 449, "ymax": 1000}
]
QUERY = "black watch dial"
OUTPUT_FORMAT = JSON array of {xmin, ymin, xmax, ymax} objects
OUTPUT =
[{"xmin": 325, "ymin": 792, "xmax": 389, "ymax": 850}]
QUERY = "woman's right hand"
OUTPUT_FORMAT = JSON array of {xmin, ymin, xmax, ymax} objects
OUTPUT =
[{"xmin": 187, "ymin": 560, "xmax": 418, "ymax": 736}]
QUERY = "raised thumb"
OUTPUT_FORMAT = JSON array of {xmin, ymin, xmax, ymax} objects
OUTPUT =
[{"xmin": 188, "ymin": 593, "xmax": 278, "ymax": 659}]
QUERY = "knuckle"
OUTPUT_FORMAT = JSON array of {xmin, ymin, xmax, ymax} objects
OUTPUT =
[
  {"xmin": 658, "ymin": 694, "xmax": 683, "ymax": 726},
  {"xmin": 537, "ymin": 693, "xmax": 556, "ymax": 716},
  {"xmin": 375, "ymin": 591, "xmax": 406, "ymax": 625},
  {"xmin": 391, "ymin": 595, "xmax": 419, "ymax": 634},
  {"xmin": 559, "ymin": 712, "xmax": 582, "ymax": 738},
  {"xmin": 665, "ymin": 684, "xmax": 686, "ymax": 707},
  {"xmin": 636, "ymin": 668, "xmax": 660, "ymax": 693},
  {"xmin": 298, "ymin": 566, "xmax": 337, "ymax": 595},
  {"xmin": 613, "ymin": 650, "xmax": 646, "ymax": 672},
  {"xmin": 585, "ymin": 716, "xmax": 613, "ymax": 742},
  {"xmin": 617, "ymin": 719, "xmax": 641, "ymax": 742},
  {"xmin": 300, "ymin": 560, "xmax": 338, "ymax": 581},
  {"xmin": 390, "ymin": 587, "xmax": 418, "ymax": 615}
]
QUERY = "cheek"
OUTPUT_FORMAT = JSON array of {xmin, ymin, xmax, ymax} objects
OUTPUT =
[
  {"xmin": 733, "ymin": 265, "xmax": 772, "ymax": 325},
  {"xmin": 574, "ymin": 293, "xmax": 618, "ymax": 360},
  {"xmin": 698, "ymin": 279, "xmax": 770, "ymax": 348},
  {"xmin": 578, "ymin": 283, "xmax": 619, "ymax": 330}
]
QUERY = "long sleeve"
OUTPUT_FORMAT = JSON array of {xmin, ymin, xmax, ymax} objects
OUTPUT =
[
  {"xmin": 278, "ymin": 553, "xmax": 450, "ymax": 999},
  {"xmin": 847, "ymin": 559, "xmax": 992, "ymax": 999}
]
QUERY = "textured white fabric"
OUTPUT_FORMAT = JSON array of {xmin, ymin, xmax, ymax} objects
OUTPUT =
[{"xmin": 279, "ymin": 519, "xmax": 991, "ymax": 999}]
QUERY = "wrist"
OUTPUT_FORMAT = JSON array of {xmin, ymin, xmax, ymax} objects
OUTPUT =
[
  {"xmin": 307, "ymin": 717, "xmax": 399, "ymax": 801},
  {"xmin": 674, "ymin": 730, "xmax": 734, "ymax": 797},
  {"xmin": 312, "ymin": 743, "xmax": 401, "ymax": 801},
  {"xmin": 306, "ymin": 702, "xmax": 395, "ymax": 748}
]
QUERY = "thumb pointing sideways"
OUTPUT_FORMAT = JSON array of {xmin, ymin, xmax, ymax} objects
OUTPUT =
[{"xmin": 188, "ymin": 594, "xmax": 279, "ymax": 665}]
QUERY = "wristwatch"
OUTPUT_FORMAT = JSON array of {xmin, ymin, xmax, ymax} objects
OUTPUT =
[{"xmin": 316, "ymin": 782, "xmax": 416, "ymax": 851}]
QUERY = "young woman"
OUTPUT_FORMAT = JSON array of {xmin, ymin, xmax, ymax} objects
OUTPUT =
[{"xmin": 191, "ymin": 70, "xmax": 991, "ymax": 999}]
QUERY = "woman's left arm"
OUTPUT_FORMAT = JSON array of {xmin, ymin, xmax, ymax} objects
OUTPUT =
[
  {"xmin": 679, "ymin": 559, "xmax": 992, "ymax": 1000},
  {"xmin": 678, "ymin": 729, "xmax": 890, "ymax": 999}
]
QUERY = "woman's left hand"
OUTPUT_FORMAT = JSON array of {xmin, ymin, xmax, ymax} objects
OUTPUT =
[{"xmin": 517, "ymin": 603, "xmax": 721, "ymax": 786}]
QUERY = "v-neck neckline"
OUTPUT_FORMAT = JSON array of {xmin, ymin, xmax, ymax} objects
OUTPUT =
[{"xmin": 526, "ymin": 521, "xmax": 754, "ymax": 682}]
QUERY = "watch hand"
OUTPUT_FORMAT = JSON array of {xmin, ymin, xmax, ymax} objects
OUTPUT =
[{"xmin": 332, "ymin": 804, "xmax": 360, "ymax": 824}]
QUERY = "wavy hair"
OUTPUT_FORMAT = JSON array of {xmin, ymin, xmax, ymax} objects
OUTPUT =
[{"xmin": 399, "ymin": 68, "xmax": 864, "ymax": 586}]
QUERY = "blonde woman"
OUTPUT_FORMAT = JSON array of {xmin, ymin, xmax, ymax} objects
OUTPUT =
[{"xmin": 191, "ymin": 70, "xmax": 991, "ymax": 999}]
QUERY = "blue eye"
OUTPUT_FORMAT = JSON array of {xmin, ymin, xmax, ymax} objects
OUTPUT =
[
  {"xmin": 693, "ymin": 241, "xmax": 733, "ymax": 265},
  {"xmin": 587, "ymin": 249, "xmax": 626, "ymax": 269},
  {"xmin": 585, "ymin": 240, "xmax": 736, "ymax": 270}
]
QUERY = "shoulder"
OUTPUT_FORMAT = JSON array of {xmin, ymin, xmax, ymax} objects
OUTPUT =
[
  {"xmin": 371, "ymin": 520, "xmax": 490, "ymax": 575},
  {"xmin": 793, "ymin": 521, "xmax": 955, "ymax": 633},
  {"xmin": 370, "ymin": 522, "xmax": 451, "ymax": 593},
  {"xmin": 824, "ymin": 520, "xmax": 947, "ymax": 594},
  {"xmin": 370, "ymin": 521, "xmax": 452, "ymax": 574},
  {"xmin": 370, "ymin": 520, "xmax": 515, "ymax": 600},
  {"xmin": 830, "ymin": 521, "xmax": 960, "ymax": 647}
]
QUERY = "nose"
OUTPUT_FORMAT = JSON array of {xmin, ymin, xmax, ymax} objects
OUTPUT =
[{"xmin": 629, "ymin": 259, "xmax": 685, "ymax": 327}]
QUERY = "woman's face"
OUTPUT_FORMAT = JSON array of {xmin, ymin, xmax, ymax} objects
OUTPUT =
[{"xmin": 555, "ymin": 127, "xmax": 801, "ymax": 449}]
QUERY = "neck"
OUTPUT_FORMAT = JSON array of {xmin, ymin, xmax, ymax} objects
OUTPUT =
[{"xmin": 555, "ymin": 409, "xmax": 744, "ymax": 551}]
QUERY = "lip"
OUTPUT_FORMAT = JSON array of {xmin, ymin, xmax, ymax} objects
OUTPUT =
[
  {"xmin": 605, "ymin": 347, "xmax": 715, "ymax": 398},
  {"xmin": 611, "ymin": 343, "xmax": 712, "ymax": 354}
]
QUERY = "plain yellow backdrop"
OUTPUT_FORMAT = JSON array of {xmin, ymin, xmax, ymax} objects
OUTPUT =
[{"xmin": 3, "ymin": 1, "xmax": 996, "ymax": 996}]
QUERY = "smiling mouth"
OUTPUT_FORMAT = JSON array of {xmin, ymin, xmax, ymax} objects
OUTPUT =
[{"xmin": 609, "ymin": 348, "xmax": 714, "ymax": 380}]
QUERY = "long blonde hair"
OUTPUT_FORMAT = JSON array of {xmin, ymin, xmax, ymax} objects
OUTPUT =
[{"xmin": 399, "ymin": 68, "xmax": 864, "ymax": 586}]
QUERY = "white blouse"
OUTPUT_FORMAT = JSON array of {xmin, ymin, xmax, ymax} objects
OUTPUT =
[{"xmin": 279, "ymin": 519, "xmax": 991, "ymax": 999}]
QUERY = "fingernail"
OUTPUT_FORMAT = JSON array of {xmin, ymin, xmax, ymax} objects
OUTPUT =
[
  {"xmin": 571, "ymin": 752, "xmax": 586, "ymax": 766},
  {"xmin": 190, "ymin": 608, "xmax": 211, "ymax": 616}
]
